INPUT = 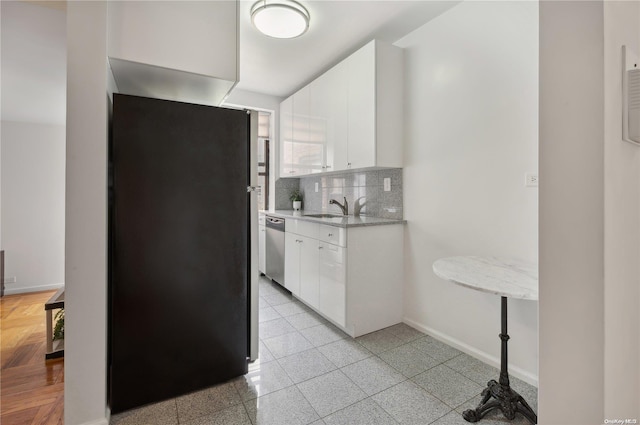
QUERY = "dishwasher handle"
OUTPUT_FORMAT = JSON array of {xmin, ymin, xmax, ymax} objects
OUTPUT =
[{"xmin": 265, "ymin": 216, "xmax": 285, "ymax": 231}]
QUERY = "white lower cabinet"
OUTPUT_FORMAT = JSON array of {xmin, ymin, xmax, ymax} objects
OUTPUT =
[
  {"xmin": 299, "ymin": 236, "xmax": 320, "ymax": 309},
  {"xmin": 284, "ymin": 232, "xmax": 301, "ymax": 296},
  {"xmin": 284, "ymin": 219, "xmax": 403, "ymax": 337},
  {"xmin": 318, "ymin": 242, "xmax": 346, "ymax": 327}
]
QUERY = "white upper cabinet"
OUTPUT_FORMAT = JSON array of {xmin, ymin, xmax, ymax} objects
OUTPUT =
[
  {"xmin": 280, "ymin": 95, "xmax": 295, "ymax": 176},
  {"xmin": 107, "ymin": 1, "xmax": 238, "ymax": 106},
  {"xmin": 346, "ymin": 42, "xmax": 376, "ymax": 169},
  {"xmin": 293, "ymin": 87, "xmax": 323, "ymax": 175},
  {"xmin": 315, "ymin": 62, "xmax": 348, "ymax": 172},
  {"xmin": 279, "ymin": 39, "xmax": 402, "ymax": 177}
]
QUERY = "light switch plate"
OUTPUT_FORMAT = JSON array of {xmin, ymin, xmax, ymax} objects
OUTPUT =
[
  {"xmin": 525, "ymin": 173, "xmax": 538, "ymax": 187},
  {"xmin": 383, "ymin": 177, "xmax": 391, "ymax": 192},
  {"xmin": 315, "ymin": 182, "xmax": 319, "ymax": 192}
]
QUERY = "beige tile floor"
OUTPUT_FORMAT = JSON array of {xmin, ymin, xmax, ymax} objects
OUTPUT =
[{"xmin": 111, "ymin": 276, "xmax": 537, "ymax": 425}]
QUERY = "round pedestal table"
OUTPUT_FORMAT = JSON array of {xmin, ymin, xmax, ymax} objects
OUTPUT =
[{"xmin": 432, "ymin": 256, "xmax": 538, "ymax": 424}]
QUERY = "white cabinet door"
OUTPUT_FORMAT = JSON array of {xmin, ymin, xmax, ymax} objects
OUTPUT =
[
  {"xmin": 258, "ymin": 225, "xmax": 266, "ymax": 274},
  {"xmin": 347, "ymin": 41, "xmax": 376, "ymax": 169},
  {"xmin": 280, "ymin": 95, "xmax": 294, "ymax": 177},
  {"xmin": 299, "ymin": 235, "xmax": 320, "ymax": 309},
  {"xmin": 318, "ymin": 242, "xmax": 346, "ymax": 326},
  {"xmin": 309, "ymin": 74, "xmax": 328, "ymax": 171},
  {"xmin": 325, "ymin": 62, "xmax": 348, "ymax": 172},
  {"xmin": 284, "ymin": 232, "xmax": 301, "ymax": 296},
  {"xmin": 292, "ymin": 87, "xmax": 323, "ymax": 175}
]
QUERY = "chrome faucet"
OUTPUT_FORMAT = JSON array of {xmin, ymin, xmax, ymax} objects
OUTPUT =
[
  {"xmin": 329, "ymin": 197, "xmax": 348, "ymax": 216},
  {"xmin": 353, "ymin": 197, "xmax": 366, "ymax": 217}
]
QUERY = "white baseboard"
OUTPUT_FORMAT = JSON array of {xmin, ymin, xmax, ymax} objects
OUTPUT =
[
  {"xmin": 3, "ymin": 283, "xmax": 64, "ymax": 296},
  {"xmin": 403, "ymin": 317, "xmax": 539, "ymax": 387}
]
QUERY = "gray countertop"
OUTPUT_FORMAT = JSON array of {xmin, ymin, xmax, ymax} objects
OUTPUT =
[{"xmin": 261, "ymin": 210, "xmax": 406, "ymax": 228}]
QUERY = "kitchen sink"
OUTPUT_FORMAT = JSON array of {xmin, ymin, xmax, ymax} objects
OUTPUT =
[{"xmin": 303, "ymin": 213, "xmax": 345, "ymax": 218}]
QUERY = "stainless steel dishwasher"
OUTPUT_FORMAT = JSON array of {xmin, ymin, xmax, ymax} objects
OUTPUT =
[{"xmin": 265, "ymin": 216, "xmax": 285, "ymax": 285}]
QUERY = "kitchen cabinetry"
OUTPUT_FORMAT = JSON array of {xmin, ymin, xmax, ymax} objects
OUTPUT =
[
  {"xmin": 346, "ymin": 42, "xmax": 376, "ymax": 169},
  {"xmin": 280, "ymin": 96, "xmax": 294, "ymax": 176},
  {"xmin": 285, "ymin": 231, "xmax": 319, "ymax": 304},
  {"xmin": 280, "ymin": 87, "xmax": 324, "ymax": 177},
  {"xmin": 284, "ymin": 232, "xmax": 301, "ymax": 296},
  {"xmin": 284, "ymin": 218, "xmax": 403, "ymax": 337},
  {"xmin": 318, "ymin": 242, "xmax": 346, "ymax": 326},
  {"xmin": 299, "ymin": 236, "xmax": 320, "ymax": 308},
  {"xmin": 279, "ymin": 39, "xmax": 402, "ymax": 177},
  {"xmin": 258, "ymin": 215, "xmax": 266, "ymax": 274}
]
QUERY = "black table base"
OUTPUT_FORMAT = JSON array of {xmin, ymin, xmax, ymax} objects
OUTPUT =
[{"xmin": 462, "ymin": 297, "xmax": 538, "ymax": 424}]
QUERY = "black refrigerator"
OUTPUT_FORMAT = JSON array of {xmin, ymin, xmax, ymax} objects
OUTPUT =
[{"xmin": 108, "ymin": 94, "xmax": 256, "ymax": 414}]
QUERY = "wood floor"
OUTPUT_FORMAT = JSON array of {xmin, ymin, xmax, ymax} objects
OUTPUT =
[{"xmin": 1, "ymin": 290, "xmax": 64, "ymax": 424}]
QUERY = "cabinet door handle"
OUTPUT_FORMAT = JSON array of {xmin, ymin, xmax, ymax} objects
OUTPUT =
[
  {"xmin": 328, "ymin": 233, "xmax": 333, "ymax": 237},
  {"xmin": 326, "ymin": 165, "xmax": 332, "ymax": 169},
  {"xmin": 318, "ymin": 246, "xmax": 324, "ymax": 250}
]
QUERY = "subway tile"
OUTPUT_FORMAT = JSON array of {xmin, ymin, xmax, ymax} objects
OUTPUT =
[
  {"xmin": 377, "ymin": 168, "xmax": 402, "ymax": 188},
  {"xmin": 352, "ymin": 170, "xmax": 379, "ymax": 187}
]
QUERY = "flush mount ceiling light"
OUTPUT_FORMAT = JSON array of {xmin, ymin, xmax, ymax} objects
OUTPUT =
[{"xmin": 251, "ymin": 0, "xmax": 310, "ymax": 39}]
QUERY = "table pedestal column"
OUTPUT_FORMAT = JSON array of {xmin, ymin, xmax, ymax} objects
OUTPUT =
[{"xmin": 462, "ymin": 296, "xmax": 538, "ymax": 424}]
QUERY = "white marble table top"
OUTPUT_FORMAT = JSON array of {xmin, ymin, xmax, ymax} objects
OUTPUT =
[{"xmin": 432, "ymin": 256, "xmax": 538, "ymax": 301}]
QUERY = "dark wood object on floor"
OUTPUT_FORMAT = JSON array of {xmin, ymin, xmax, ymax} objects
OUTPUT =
[
  {"xmin": 1, "ymin": 250, "xmax": 5, "ymax": 297},
  {"xmin": 1, "ymin": 290, "xmax": 64, "ymax": 425},
  {"xmin": 44, "ymin": 288, "xmax": 65, "ymax": 360}
]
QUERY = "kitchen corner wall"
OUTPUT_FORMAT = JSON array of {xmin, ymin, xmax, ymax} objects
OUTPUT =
[
  {"xmin": 275, "ymin": 168, "xmax": 403, "ymax": 219},
  {"xmin": 396, "ymin": 0, "xmax": 538, "ymax": 385}
]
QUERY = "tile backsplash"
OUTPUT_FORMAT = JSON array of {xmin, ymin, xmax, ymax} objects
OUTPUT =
[{"xmin": 275, "ymin": 169, "xmax": 403, "ymax": 220}]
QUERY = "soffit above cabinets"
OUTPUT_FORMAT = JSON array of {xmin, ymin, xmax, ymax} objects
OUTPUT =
[
  {"xmin": 107, "ymin": 1, "xmax": 238, "ymax": 106},
  {"xmin": 109, "ymin": 58, "xmax": 237, "ymax": 107}
]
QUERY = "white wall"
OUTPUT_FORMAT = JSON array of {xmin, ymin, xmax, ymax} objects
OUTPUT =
[
  {"xmin": 396, "ymin": 1, "xmax": 539, "ymax": 383},
  {"xmin": 603, "ymin": 1, "xmax": 640, "ymax": 420},
  {"xmin": 539, "ymin": 2, "xmax": 605, "ymax": 424},
  {"xmin": 65, "ymin": 2, "xmax": 109, "ymax": 424},
  {"xmin": 225, "ymin": 88, "xmax": 283, "ymax": 211},
  {"xmin": 0, "ymin": 121, "xmax": 65, "ymax": 294}
]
